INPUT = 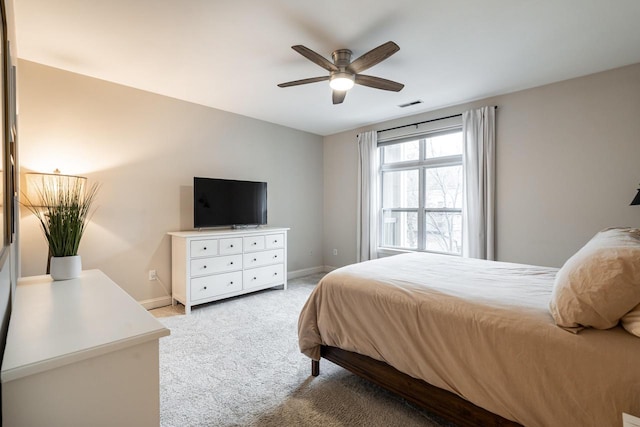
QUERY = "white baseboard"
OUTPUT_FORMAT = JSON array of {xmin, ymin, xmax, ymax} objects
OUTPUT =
[
  {"xmin": 323, "ymin": 265, "xmax": 338, "ymax": 273},
  {"xmin": 139, "ymin": 295, "xmax": 172, "ymax": 310},
  {"xmin": 288, "ymin": 266, "xmax": 327, "ymax": 279}
]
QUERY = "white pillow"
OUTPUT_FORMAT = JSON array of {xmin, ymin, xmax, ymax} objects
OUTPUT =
[{"xmin": 549, "ymin": 228, "xmax": 640, "ymax": 331}]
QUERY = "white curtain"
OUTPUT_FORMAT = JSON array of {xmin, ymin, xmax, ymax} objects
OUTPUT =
[
  {"xmin": 462, "ymin": 106, "xmax": 496, "ymax": 260},
  {"xmin": 357, "ymin": 130, "xmax": 378, "ymax": 262}
]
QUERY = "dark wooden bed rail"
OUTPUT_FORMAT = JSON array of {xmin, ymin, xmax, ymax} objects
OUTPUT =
[{"xmin": 312, "ymin": 345, "xmax": 522, "ymax": 427}]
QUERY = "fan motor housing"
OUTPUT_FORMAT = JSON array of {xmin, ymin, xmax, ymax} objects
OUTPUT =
[{"xmin": 331, "ymin": 49, "xmax": 352, "ymax": 68}]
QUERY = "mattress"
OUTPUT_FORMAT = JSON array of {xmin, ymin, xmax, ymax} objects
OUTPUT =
[{"xmin": 298, "ymin": 252, "xmax": 640, "ymax": 426}]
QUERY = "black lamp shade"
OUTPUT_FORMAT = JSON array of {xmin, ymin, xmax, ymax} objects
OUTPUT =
[{"xmin": 632, "ymin": 189, "xmax": 640, "ymax": 206}]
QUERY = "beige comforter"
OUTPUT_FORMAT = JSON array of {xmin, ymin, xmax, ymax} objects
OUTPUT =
[{"xmin": 298, "ymin": 252, "xmax": 640, "ymax": 427}]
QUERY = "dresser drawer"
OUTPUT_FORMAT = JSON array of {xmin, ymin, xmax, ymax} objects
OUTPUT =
[
  {"xmin": 243, "ymin": 264, "xmax": 284, "ymax": 290},
  {"xmin": 244, "ymin": 235, "xmax": 265, "ymax": 252},
  {"xmin": 219, "ymin": 237, "xmax": 243, "ymax": 255},
  {"xmin": 190, "ymin": 239, "xmax": 218, "ymax": 258},
  {"xmin": 191, "ymin": 271, "xmax": 242, "ymax": 301},
  {"xmin": 190, "ymin": 254, "xmax": 242, "ymax": 277},
  {"xmin": 243, "ymin": 249, "xmax": 284, "ymax": 269},
  {"xmin": 265, "ymin": 234, "xmax": 285, "ymax": 249}
]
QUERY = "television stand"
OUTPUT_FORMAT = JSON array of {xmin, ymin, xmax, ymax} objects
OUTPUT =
[{"xmin": 168, "ymin": 227, "xmax": 289, "ymax": 314}]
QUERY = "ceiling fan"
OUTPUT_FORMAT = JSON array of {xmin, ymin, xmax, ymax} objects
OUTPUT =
[{"xmin": 278, "ymin": 41, "xmax": 404, "ymax": 104}]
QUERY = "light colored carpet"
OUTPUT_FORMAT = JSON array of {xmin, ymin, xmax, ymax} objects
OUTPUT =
[{"xmin": 153, "ymin": 274, "xmax": 453, "ymax": 427}]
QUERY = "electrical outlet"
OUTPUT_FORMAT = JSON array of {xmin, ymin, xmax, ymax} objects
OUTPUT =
[
  {"xmin": 332, "ymin": 249, "xmax": 338, "ymax": 256},
  {"xmin": 624, "ymin": 413, "xmax": 640, "ymax": 427},
  {"xmin": 148, "ymin": 270, "xmax": 157, "ymax": 281}
]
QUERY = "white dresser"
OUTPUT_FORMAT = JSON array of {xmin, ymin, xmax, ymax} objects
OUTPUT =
[
  {"xmin": 168, "ymin": 227, "xmax": 288, "ymax": 314},
  {"xmin": 1, "ymin": 270, "xmax": 170, "ymax": 427}
]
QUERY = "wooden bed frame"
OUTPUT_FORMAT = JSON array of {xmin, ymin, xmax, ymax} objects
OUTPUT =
[{"xmin": 312, "ymin": 345, "xmax": 521, "ymax": 427}]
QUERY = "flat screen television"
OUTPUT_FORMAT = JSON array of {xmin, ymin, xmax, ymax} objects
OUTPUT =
[{"xmin": 193, "ymin": 177, "xmax": 267, "ymax": 228}]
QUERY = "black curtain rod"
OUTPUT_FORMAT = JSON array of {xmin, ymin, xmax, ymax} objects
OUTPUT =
[
  {"xmin": 356, "ymin": 106, "xmax": 497, "ymax": 138},
  {"xmin": 377, "ymin": 113, "xmax": 462, "ymax": 134}
]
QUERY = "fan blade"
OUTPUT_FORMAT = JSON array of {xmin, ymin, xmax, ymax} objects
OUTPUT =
[
  {"xmin": 278, "ymin": 76, "xmax": 330, "ymax": 88},
  {"xmin": 348, "ymin": 41, "xmax": 400, "ymax": 74},
  {"xmin": 355, "ymin": 74, "xmax": 404, "ymax": 92},
  {"xmin": 332, "ymin": 90, "xmax": 347, "ymax": 104},
  {"xmin": 292, "ymin": 45, "xmax": 338, "ymax": 72}
]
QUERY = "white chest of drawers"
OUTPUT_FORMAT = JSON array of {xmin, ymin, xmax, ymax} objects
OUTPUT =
[{"xmin": 168, "ymin": 227, "xmax": 288, "ymax": 314}]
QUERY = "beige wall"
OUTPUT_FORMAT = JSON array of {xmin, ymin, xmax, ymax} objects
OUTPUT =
[
  {"xmin": 17, "ymin": 58, "xmax": 640, "ymax": 302},
  {"xmin": 323, "ymin": 63, "xmax": 640, "ymax": 268},
  {"xmin": 18, "ymin": 60, "xmax": 324, "ymax": 303}
]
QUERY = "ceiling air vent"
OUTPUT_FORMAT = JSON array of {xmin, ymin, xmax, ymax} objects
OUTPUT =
[{"xmin": 398, "ymin": 100, "xmax": 423, "ymax": 108}]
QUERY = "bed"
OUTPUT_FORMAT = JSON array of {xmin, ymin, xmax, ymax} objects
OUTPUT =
[{"xmin": 298, "ymin": 228, "xmax": 640, "ymax": 427}]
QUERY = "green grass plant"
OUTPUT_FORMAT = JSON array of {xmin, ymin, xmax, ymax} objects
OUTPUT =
[{"xmin": 23, "ymin": 175, "xmax": 99, "ymax": 257}]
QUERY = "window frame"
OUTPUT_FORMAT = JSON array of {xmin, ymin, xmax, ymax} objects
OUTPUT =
[{"xmin": 378, "ymin": 127, "xmax": 463, "ymax": 256}]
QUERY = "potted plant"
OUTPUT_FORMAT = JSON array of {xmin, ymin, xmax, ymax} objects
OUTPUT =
[{"xmin": 23, "ymin": 172, "xmax": 99, "ymax": 280}]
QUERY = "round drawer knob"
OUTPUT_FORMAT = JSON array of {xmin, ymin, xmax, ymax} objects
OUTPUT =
[
  {"xmin": 253, "ymin": 277, "xmax": 257, "ymax": 280},
  {"xmin": 274, "ymin": 255, "xmax": 278, "ymax": 258},
  {"xmin": 204, "ymin": 286, "xmax": 207, "ymax": 290},
  {"xmin": 230, "ymin": 244, "xmax": 234, "ymax": 248},
  {"xmin": 230, "ymin": 261, "xmax": 234, "ymax": 265},
  {"xmin": 203, "ymin": 265, "xmax": 207, "ymax": 269},
  {"xmin": 203, "ymin": 247, "xmax": 207, "ymax": 250},
  {"xmin": 230, "ymin": 281, "xmax": 234, "ymax": 285},
  {"xmin": 253, "ymin": 258, "xmax": 257, "ymax": 262}
]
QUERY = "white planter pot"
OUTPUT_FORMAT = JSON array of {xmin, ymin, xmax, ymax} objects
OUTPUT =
[{"xmin": 50, "ymin": 255, "xmax": 82, "ymax": 281}]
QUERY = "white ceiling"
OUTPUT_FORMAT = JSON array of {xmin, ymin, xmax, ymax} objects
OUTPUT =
[{"xmin": 13, "ymin": 0, "xmax": 640, "ymax": 136}]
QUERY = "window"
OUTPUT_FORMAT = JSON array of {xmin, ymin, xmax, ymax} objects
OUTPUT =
[{"xmin": 379, "ymin": 129, "xmax": 463, "ymax": 255}]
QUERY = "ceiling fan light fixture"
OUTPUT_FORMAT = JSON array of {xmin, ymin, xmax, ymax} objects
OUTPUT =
[
  {"xmin": 329, "ymin": 72, "xmax": 355, "ymax": 91},
  {"xmin": 278, "ymin": 42, "xmax": 403, "ymax": 104}
]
